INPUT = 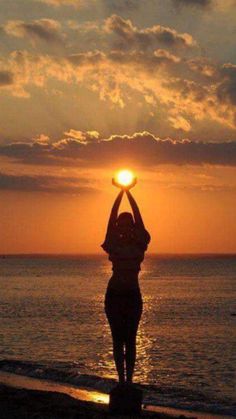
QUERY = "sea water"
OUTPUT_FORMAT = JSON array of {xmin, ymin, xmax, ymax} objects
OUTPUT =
[{"xmin": 0, "ymin": 255, "xmax": 235, "ymax": 416}]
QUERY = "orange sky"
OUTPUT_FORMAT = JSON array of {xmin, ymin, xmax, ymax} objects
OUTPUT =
[{"xmin": 1, "ymin": 164, "xmax": 236, "ymax": 254}]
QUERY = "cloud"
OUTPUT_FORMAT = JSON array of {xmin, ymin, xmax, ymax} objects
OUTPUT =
[
  {"xmin": 4, "ymin": 19, "xmax": 63, "ymax": 44},
  {"xmin": 104, "ymin": 14, "xmax": 197, "ymax": 49},
  {"xmin": 0, "ymin": 50, "xmax": 69, "ymax": 97},
  {"xmin": 64, "ymin": 130, "xmax": 100, "ymax": 144},
  {"xmin": 173, "ymin": 0, "xmax": 212, "ymax": 7},
  {"xmin": 35, "ymin": 0, "xmax": 83, "ymax": 7},
  {"xmin": 0, "ymin": 171, "xmax": 96, "ymax": 193},
  {"xmin": 36, "ymin": 0, "xmax": 140, "ymax": 10},
  {"xmin": 0, "ymin": 11, "xmax": 235, "ymax": 132},
  {"xmin": 169, "ymin": 115, "xmax": 192, "ymax": 132},
  {"xmin": 0, "ymin": 44, "xmax": 235, "ymax": 130},
  {"xmin": 68, "ymin": 47, "xmax": 180, "ymax": 67},
  {"xmin": 103, "ymin": 0, "xmax": 140, "ymax": 12},
  {"xmin": 1, "ymin": 132, "xmax": 236, "ymax": 167},
  {"xmin": 217, "ymin": 63, "xmax": 236, "ymax": 106},
  {"xmin": 187, "ymin": 57, "xmax": 217, "ymax": 77},
  {"xmin": 0, "ymin": 70, "xmax": 14, "ymax": 86},
  {"xmin": 172, "ymin": 0, "xmax": 236, "ymax": 9}
]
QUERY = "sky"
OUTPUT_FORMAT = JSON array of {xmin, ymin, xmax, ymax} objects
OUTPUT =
[{"xmin": 0, "ymin": 0, "xmax": 236, "ymax": 254}]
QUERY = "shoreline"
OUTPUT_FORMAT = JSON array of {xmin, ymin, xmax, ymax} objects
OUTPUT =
[{"xmin": 0, "ymin": 371, "xmax": 233, "ymax": 419}]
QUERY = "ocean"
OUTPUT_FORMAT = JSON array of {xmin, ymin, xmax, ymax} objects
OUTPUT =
[{"xmin": 0, "ymin": 255, "xmax": 235, "ymax": 416}]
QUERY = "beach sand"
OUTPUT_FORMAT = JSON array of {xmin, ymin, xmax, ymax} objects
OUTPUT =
[
  {"xmin": 1, "ymin": 383, "xmax": 190, "ymax": 419},
  {"xmin": 0, "ymin": 370, "xmax": 232, "ymax": 419}
]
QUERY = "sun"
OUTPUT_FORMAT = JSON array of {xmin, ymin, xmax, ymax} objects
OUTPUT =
[{"xmin": 116, "ymin": 169, "xmax": 134, "ymax": 186}]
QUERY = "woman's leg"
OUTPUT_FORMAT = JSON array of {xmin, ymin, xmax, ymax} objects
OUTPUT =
[
  {"xmin": 105, "ymin": 297, "xmax": 125, "ymax": 384},
  {"xmin": 125, "ymin": 297, "xmax": 142, "ymax": 383},
  {"xmin": 125, "ymin": 334, "xmax": 136, "ymax": 384},
  {"xmin": 112, "ymin": 336, "xmax": 125, "ymax": 383}
]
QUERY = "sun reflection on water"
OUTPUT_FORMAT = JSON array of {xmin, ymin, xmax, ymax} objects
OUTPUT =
[{"xmin": 135, "ymin": 294, "xmax": 157, "ymax": 383}]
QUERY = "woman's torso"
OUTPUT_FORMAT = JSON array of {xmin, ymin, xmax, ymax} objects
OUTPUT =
[
  {"xmin": 104, "ymin": 226, "xmax": 150, "ymax": 296},
  {"xmin": 106, "ymin": 245, "xmax": 144, "ymax": 296},
  {"xmin": 106, "ymin": 271, "xmax": 140, "ymax": 295}
]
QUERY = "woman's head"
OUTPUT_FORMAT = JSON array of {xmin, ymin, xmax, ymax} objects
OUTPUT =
[{"xmin": 116, "ymin": 212, "xmax": 134, "ymax": 232}]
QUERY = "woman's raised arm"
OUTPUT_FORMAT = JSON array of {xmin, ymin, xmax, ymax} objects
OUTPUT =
[
  {"xmin": 101, "ymin": 190, "xmax": 124, "ymax": 252},
  {"xmin": 126, "ymin": 190, "xmax": 145, "ymax": 229},
  {"xmin": 126, "ymin": 189, "xmax": 151, "ymax": 249},
  {"xmin": 107, "ymin": 189, "xmax": 124, "ymax": 233}
]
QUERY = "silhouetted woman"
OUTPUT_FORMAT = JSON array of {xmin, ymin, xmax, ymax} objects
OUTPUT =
[{"xmin": 102, "ymin": 179, "xmax": 150, "ymax": 384}]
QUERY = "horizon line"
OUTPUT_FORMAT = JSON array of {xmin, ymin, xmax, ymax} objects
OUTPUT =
[{"xmin": 1, "ymin": 252, "xmax": 236, "ymax": 258}]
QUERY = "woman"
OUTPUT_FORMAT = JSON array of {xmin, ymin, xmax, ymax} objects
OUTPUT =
[{"xmin": 102, "ymin": 178, "xmax": 151, "ymax": 384}]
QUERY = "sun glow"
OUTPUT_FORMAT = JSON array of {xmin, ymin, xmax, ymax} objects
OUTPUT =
[{"xmin": 116, "ymin": 169, "xmax": 134, "ymax": 186}]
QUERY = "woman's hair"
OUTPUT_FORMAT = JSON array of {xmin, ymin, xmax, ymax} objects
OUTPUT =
[{"xmin": 116, "ymin": 212, "xmax": 134, "ymax": 227}]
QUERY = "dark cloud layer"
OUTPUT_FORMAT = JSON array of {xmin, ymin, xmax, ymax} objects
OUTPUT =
[
  {"xmin": 0, "ymin": 171, "xmax": 95, "ymax": 193},
  {"xmin": 1, "ymin": 132, "xmax": 236, "ymax": 167}
]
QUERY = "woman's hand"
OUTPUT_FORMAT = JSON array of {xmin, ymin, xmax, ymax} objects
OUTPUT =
[
  {"xmin": 112, "ymin": 177, "xmax": 137, "ymax": 190},
  {"xmin": 112, "ymin": 178, "xmax": 121, "ymax": 188},
  {"xmin": 125, "ymin": 177, "xmax": 137, "ymax": 190}
]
